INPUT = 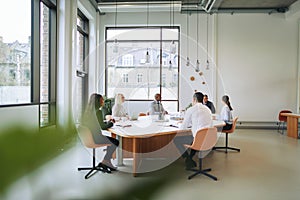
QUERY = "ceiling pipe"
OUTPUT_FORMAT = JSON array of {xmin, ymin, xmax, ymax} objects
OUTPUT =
[{"xmin": 181, "ymin": 7, "xmax": 289, "ymax": 14}]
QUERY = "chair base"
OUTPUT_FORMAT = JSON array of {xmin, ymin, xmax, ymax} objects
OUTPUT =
[
  {"xmin": 78, "ymin": 166, "xmax": 109, "ymax": 179},
  {"xmin": 213, "ymin": 146, "xmax": 240, "ymax": 153},
  {"xmin": 188, "ymin": 168, "xmax": 217, "ymax": 181},
  {"xmin": 213, "ymin": 133, "xmax": 240, "ymax": 153},
  {"xmin": 78, "ymin": 148, "xmax": 110, "ymax": 179}
]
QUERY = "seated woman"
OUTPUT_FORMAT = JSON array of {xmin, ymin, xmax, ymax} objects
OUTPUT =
[
  {"xmin": 82, "ymin": 93, "xmax": 119, "ymax": 172},
  {"xmin": 112, "ymin": 93, "xmax": 128, "ymax": 118},
  {"xmin": 219, "ymin": 95, "xmax": 234, "ymax": 131}
]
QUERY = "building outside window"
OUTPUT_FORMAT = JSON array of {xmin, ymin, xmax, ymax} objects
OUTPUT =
[
  {"xmin": 39, "ymin": 0, "xmax": 57, "ymax": 127},
  {"xmin": 0, "ymin": 0, "xmax": 31, "ymax": 105},
  {"xmin": 137, "ymin": 73, "xmax": 142, "ymax": 83},
  {"xmin": 106, "ymin": 27, "xmax": 179, "ymax": 112},
  {"xmin": 122, "ymin": 73, "xmax": 129, "ymax": 83}
]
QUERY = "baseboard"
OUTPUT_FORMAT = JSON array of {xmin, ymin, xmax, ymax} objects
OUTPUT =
[{"xmin": 236, "ymin": 121, "xmax": 283, "ymax": 130}]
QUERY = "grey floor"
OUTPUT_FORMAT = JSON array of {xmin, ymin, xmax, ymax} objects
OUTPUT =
[{"xmin": 2, "ymin": 129, "xmax": 300, "ymax": 200}]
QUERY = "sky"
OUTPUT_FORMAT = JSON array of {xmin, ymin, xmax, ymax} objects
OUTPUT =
[{"xmin": 0, "ymin": 0, "xmax": 31, "ymax": 43}]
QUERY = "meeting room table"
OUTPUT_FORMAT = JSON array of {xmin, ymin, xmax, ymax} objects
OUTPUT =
[
  {"xmin": 280, "ymin": 113, "xmax": 300, "ymax": 139},
  {"xmin": 108, "ymin": 114, "xmax": 225, "ymax": 177}
]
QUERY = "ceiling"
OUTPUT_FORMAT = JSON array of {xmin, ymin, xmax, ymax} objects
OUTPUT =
[{"xmin": 95, "ymin": 0, "xmax": 299, "ymax": 14}]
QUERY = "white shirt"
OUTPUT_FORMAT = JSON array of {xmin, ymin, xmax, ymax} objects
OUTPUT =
[
  {"xmin": 112, "ymin": 104, "xmax": 127, "ymax": 117},
  {"xmin": 219, "ymin": 105, "xmax": 233, "ymax": 122},
  {"xmin": 180, "ymin": 103, "xmax": 212, "ymax": 137}
]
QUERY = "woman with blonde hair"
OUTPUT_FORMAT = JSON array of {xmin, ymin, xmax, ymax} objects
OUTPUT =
[{"xmin": 112, "ymin": 93, "xmax": 128, "ymax": 118}]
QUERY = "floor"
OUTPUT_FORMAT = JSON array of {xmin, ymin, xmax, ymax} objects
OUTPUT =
[{"xmin": 2, "ymin": 129, "xmax": 300, "ymax": 200}]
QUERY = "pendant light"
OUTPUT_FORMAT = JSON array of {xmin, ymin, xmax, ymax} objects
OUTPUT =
[
  {"xmin": 170, "ymin": 1, "xmax": 176, "ymax": 55},
  {"xmin": 145, "ymin": 0, "xmax": 150, "ymax": 63},
  {"xmin": 195, "ymin": 11, "xmax": 200, "ymax": 73},
  {"xmin": 113, "ymin": 0, "xmax": 119, "ymax": 53},
  {"xmin": 206, "ymin": 14, "xmax": 209, "ymax": 70},
  {"xmin": 186, "ymin": 7, "xmax": 190, "ymax": 67},
  {"xmin": 168, "ymin": 1, "xmax": 173, "ymax": 70}
]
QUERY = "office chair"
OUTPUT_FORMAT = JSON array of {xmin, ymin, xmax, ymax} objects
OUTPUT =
[
  {"xmin": 184, "ymin": 127, "xmax": 218, "ymax": 181},
  {"xmin": 139, "ymin": 112, "xmax": 147, "ymax": 116},
  {"xmin": 213, "ymin": 117, "xmax": 240, "ymax": 153},
  {"xmin": 277, "ymin": 110, "xmax": 292, "ymax": 134},
  {"xmin": 77, "ymin": 125, "xmax": 111, "ymax": 179}
]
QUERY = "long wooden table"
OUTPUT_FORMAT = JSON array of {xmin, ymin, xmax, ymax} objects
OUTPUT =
[
  {"xmin": 280, "ymin": 113, "xmax": 300, "ymax": 139},
  {"xmin": 108, "ymin": 116, "xmax": 225, "ymax": 176}
]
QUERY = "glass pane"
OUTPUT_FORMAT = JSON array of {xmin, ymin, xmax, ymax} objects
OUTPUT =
[
  {"xmin": 0, "ymin": 0, "xmax": 31, "ymax": 104},
  {"xmin": 40, "ymin": 104, "xmax": 49, "ymax": 126},
  {"xmin": 73, "ymin": 77, "xmax": 84, "ymax": 124},
  {"xmin": 40, "ymin": 2, "xmax": 49, "ymax": 103},
  {"xmin": 162, "ymin": 28, "xmax": 179, "ymax": 41},
  {"xmin": 161, "ymin": 41, "xmax": 178, "ymax": 100},
  {"xmin": 107, "ymin": 41, "xmax": 160, "ymax": 100},
  {"xmin": 107, "ymin": 28, "xmax": 160, "ymax": 41},
  {"xmin": 76, "ymin": 32, "xmax": 84, "ymax": 71}
]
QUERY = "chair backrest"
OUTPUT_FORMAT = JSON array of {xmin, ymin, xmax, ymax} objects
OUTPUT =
[
  {"xmin": 139, "ymin": 112, "xmax": 147, "ymax": 116},
  {"xmin": 222, "ymin": 117, "xmax": 238, "ymax": 134},
  {"xmin": 278, "ymin": 110, "xmax": 292, "ymax": 122},
  {"xmin": 77, "ymin": 125, "xmax": 110, "ymax": 149},
  {"xmin": 189, "ymin": 127, "xmax": 218, "ymax": 151}
]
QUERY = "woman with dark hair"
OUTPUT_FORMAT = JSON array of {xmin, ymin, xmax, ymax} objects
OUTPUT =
[
  {"xmin": 82, "ymin": 93, "xmax": 119, "ymax": 172},
  {"xmin": 219, "ymin": 95, "xmax": 233, "ymax": 130}
]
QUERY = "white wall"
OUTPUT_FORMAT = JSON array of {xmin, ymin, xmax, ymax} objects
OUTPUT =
[
  {"xmin": 216, "ymin": 13, "xmax": 298, "ymax": 121},
  {"xmin": 98, "ymin": 11, "xmax": 299, "ymax": 122},
  {"xmin": 0, "ymin": 106, "xmax": 39, "ymax": 131}
]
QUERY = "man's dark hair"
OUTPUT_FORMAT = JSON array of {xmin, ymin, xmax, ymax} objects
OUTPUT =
[{"xmin": 193, "ymin": 92, "xmax": 204, "ymax": 103}]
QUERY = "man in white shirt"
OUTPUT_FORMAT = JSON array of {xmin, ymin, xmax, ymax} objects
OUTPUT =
[{"xmin": 174, "ymin": 92, "xmax": 212, "ymax": 169}]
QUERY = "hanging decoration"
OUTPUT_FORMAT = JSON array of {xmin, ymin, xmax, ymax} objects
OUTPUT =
[
  {"xmin": 195, "ymin": 11, "xmax": 200, "ymax": 73},
  {"xmin": 113, "ymin": 0, "xmax": 119, "ymax": 54},
  {"xmin": 206, "ymin": 14, "xmax": 210, "ymax": 70},
  {"xmin": 186, "ymin": 4, "xmax": 190, "ymax": 67},
  {"xmin": 145, "ymin": 0, "xmax": 150, "ymax": 63}
]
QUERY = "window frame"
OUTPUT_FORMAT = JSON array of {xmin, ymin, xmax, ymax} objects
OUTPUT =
[
  {"xmin": 0, "ymin": 0, "xmax": 58, "ymax": 128},
  {"xmin": 105, "ymin": 26, "xmax": 180, "ymax": 111}
]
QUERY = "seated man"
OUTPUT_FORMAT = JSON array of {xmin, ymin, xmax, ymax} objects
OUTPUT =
[
  {"xmin": 173, "ymin": 92, "xmax": 212, "ymax": 169},
  {"xmin": 148, "ymin": 93, "xmax": 168, "ymax": 115},
  {"xmin": 203, "ymin": 94, "xmax": 216, "ymax": 114}
]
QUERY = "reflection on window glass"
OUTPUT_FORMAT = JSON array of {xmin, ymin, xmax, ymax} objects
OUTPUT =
[
  {"xmin": 40, "ymin": 2, "xmax": 49, "ymax": 103},
  {"xmin": 106, "ymin": 27, "xmax": 179, "ymax": 112},
  {"xmin": 0, "ymin": 0, "xmax": 31, "ymax": 105}
]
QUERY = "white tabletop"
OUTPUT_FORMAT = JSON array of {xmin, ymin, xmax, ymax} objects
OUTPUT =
[{"xmin": 110, "ymin": 115, "xmax": 225, "ymax": 138}]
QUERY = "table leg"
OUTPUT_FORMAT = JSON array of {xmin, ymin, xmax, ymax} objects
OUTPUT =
[
  {"xmin": 286, "ymin": 117, "xmax": 298, "ymax": 139},
  {"xmin": 116, "ymin": 135, "xmax": 124, "ymax": 166},
  {"xmin": 132, "ymin": 137, "xmax": 140, "ymax": 177}
]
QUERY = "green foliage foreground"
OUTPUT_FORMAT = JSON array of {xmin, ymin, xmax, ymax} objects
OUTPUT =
[{"xmin": 0, "ymin": 125, "xmax": 76, "ymax": 193}]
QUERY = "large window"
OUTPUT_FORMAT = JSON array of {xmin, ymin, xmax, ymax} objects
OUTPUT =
[
  {"xmin": 106, "ymin": 27, "xmax": 179, "ymax": 112},
  {"xmin": 0, "ymin": 0, "xmax": 57, "ymax": 127},
  {"xmin": 0, "ymin": 0, "xmax": 31, "ymax": 104},
  {"xmin": 38, "ymin": 0, "xmax": 57, "ymax": 127},
  {"xmin": 74, "ymin": 9, "xmax": 89, "ymax": 124}
]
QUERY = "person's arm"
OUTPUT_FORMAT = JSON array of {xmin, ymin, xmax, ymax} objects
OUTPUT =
[
  {"xmin": 96, "ymin": 110, "xmax": 113, "ymax": 130},
  {"xmin": 224, "ymin": 107, "xmax": 231, "ymax": 122},
  {"xmin": 148, "ymin": 102, "xmax": 155, "ymax": 115},
  {"xmin": 180, "ymin": 108, "xmax": 192, "ymax": 130},
  {"xmin": 211, "ymin": 102, "xmax": 216, "ymax": 114},
  {"xmin": 160, "ymin": 103, "xmax": 168, "ymax": 114}
]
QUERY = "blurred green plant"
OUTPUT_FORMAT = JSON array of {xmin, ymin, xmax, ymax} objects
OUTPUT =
[{"xmin": 0, "ymin": 125, "xmax": 76, "ymax": 193}]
